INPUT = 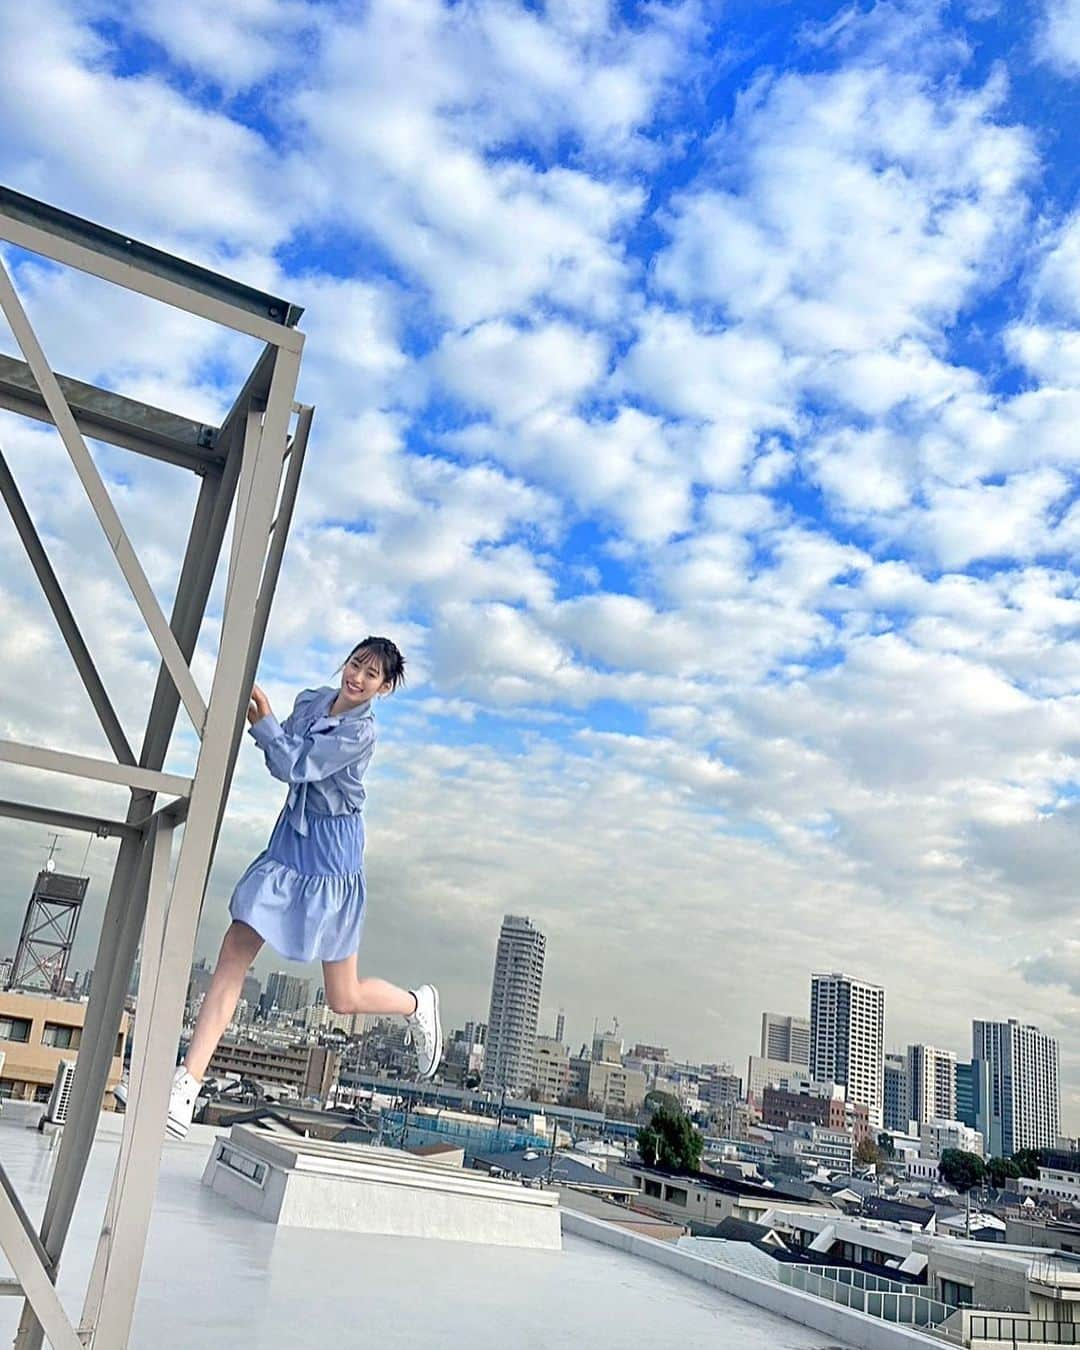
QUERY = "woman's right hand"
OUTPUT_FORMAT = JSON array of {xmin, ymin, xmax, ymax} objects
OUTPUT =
[{"xmin": 247, "ymin": 684, "xmax": 272, "ymax": 726}]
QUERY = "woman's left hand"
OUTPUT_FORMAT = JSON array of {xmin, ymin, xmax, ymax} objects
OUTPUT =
[{"xmin": 247, "ymin": 684, "xmax": 273, "ymax": 726}]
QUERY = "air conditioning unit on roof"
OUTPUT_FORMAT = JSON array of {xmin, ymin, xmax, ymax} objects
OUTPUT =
[{"xmin": 45, "ymin": 1059, "xmax": 77, "ymax": 1125}]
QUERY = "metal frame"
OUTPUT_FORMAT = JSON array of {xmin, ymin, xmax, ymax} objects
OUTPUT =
[
  {"xmin": 0, "ymin": 186, "xmax": 313, "ymax": 1349},
  {"xmin": 6, "ymin": 870, "xmax": 88, "ymax": 995}
]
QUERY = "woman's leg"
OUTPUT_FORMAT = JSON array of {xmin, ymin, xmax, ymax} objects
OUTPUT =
[
  {"xmin": 322, "ymin": 956, "xmax": 417, "ymax": 1016},
  {"xmin": 184, "ymin": 921, "xmax": 265, "ymax": 1080}
]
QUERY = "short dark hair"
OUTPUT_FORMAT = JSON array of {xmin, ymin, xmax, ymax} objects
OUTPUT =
[{"xmin": 346, "ymin": 636, "xmax": 406, "ymax": 691}]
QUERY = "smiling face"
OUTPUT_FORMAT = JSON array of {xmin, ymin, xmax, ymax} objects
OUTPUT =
[{"xmin": 338, "ymin": 648, "xmax": 392, "ymax": 708}]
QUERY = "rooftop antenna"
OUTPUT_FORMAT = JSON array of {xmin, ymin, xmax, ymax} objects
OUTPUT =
[{"xmin": 44, "ymin": 832, "xmax": 62, "ymax": 873}]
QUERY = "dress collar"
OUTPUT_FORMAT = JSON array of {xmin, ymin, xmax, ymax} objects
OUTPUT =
[{"xmin": 317, "ymin": 686, "xmax": 373, "ymax": 725}]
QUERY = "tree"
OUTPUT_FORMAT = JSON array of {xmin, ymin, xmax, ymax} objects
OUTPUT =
[
  {"xmin": 987, "ymin": 1156, "xmax": 1022, "ymax": 1189},
  {"xmin": 643, "ymin": 1089, "xmax": 682, "ymax": 1115},
  {"xmin": 938, "ymin": 1149, "xmax": 986, "ymax": 1192},
  {"xmin": 1011, "ymin": 1149, "xmax": 1042, "ymax": 1180},
  {"xmin": 855, "ymin": 1138, "xmax": 882, "ymax": 1166},
  {"xmin": 637, "ymin": 1105, "xmax": 704, "ymax": 1173}
]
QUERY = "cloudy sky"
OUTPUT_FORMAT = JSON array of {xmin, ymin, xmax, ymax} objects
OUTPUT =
[{"xmin": 0, "ymin": 0, "xmax": 1078, "ymax": 1122}]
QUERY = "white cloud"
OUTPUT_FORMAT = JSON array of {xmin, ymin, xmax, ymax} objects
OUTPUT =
[
  {"xmin": 1036, "ymin": 0, "xmax": 1080, "ymax": 76},
  {"xmin": 0, "ymin": 1, "xmax": 296, "ymax": 253},
  {"xmin": 429, "ymin": 320, "xmax": 607, "ymax": 423},
  {"xmin": 654, "ymin": 66, "xmax": 1033, "ymax": 356},
  {"xmin": 115, "ymin": 0, "xmax": 314, "ymax": 93}
]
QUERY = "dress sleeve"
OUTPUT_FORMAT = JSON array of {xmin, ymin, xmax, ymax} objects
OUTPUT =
[{"xmin": 249, "ymin": 692, "xmax": 377, "ymax": 785}]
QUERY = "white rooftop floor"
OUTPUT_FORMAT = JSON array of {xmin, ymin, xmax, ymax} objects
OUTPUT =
[{"xmin": 0, "ymin": 1117, "xmax": 854, "ymax": 1349}]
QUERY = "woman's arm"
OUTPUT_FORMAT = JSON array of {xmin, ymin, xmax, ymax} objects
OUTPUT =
[{"xmin": 248, "ymin": 688, "xmax": 376, "ymax": 785}]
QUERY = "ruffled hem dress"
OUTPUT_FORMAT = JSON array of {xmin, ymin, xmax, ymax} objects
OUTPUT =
[{"xmin": 229, "ymin": 687, "xmax": 377, "ymax": 963}]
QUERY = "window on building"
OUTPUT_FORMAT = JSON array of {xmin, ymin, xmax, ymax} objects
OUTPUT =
[
  {"xmin": 34, "ymin": 1084, "xmax": 52, "ymax": 1103},
  {"xmin": 41, "ymin": 1023, "xmax": 80, "ymax": 1049},
  {"xmin": 0, "ymin": 1017, "xmax": 32, "ymax": 1043},
  {"xmin": 0, "ymin": 1079, "xmax": 18, "ymax": 1099},
  {"xmin": 939, "ymin": 1279, "xmax": 974, "ymax": 1308},
  {"xmin": 663, "ymin": 1185, "xmax": 688, "ymax": 1207}
]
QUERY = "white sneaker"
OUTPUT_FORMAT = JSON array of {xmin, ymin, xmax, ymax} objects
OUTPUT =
[
  {"xmin": 166, "ymin": 1066, "xmax": 201, "ymax": 1139},
  {"xmin": 406, "ymin": 985, "xmax": 443, "ymax": 1080}
]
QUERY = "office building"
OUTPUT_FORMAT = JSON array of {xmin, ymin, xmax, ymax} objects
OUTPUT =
[
  {"xmin": 568, "ymin": 1056, "xmax": 646, "ymax": 1112},
  {"xmin": 956, "ymin": 1058, "xmax": 992, "ymax": 1143},
  {"xmin": 906, "ymin": 1044, "xmax": 956, "ymax": 1126},
  {"xmin": 746, "ymin": 1055, "xmax": 811, "ymax": 1106},
  {"xmin": 884, "ymin": 1052, "xmax": 908, "ymax": 1132},
  {"xmin": 762, "ymin": 1082, "xmax": 870, "ymax": 1143},
  {"xmin": 973, "ymin": 1019, "xmax": 1060, "ymax": 1156},
  {"xmin": 761, "ymin": 1012, "xmax": 811, "ymax": 1066},
  {"xmin": 532, "ymin": 1036, "xmax": 571, "ymax": 1103},
  {"xmin": 592, "ymin": 1029, "xmax": 623, "ymax": 1064},
  {"xmin": 919, "ymin": 1117, "xmax": 985, "ymax": 1161},
  {"xmin": 482, "ymin": 915, "xmax": 546, "ymax": 1097},
  {"xmin": 265, "ymin": 971, "xmax": 311, "ymax": 1014},
  {"xmin": 810, "ymin": 973, "xmax": 885, "ymax": 1127}
]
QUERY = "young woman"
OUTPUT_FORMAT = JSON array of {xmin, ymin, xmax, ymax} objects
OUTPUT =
[{"xmin": 165, "ymin": 636, "xmax": 442, "ymax": 1137}]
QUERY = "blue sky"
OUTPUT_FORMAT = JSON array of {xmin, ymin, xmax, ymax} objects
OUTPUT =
[{"xmin": 0, "ymin": 0, "xmax": 1079, "ymax": 1122}]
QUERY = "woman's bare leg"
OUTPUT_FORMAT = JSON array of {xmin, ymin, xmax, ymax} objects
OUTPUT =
[
  {"xmin": 183, "ymin": 921, "xmax": 264, "ymax": 1080},
  {"xmin": 322, "ymin": 956, "xmax": 416, "ymax": 1016}
]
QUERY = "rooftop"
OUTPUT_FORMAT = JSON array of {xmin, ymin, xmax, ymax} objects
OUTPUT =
[{"xmin": 0, "ymin": 1113, "xmax": 856, "ymax": 1349}]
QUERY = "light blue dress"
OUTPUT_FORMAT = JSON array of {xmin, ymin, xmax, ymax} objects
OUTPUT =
[{"xmin": 229, "ymin": 687, "xmax": 377, "ymax": 962}]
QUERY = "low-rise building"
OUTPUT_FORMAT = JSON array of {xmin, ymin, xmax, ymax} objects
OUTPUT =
[
  {"xmin": 746, "ymin": 1056, "xmax": 813, "ymax": 1107},
  {"xmin": 763, "ymin": 1082, "xmax": 869, "ymax": 1144},
  {"xmin": 919, "ymin": 1117, "xmax": 985, "ymax": 1161},
  {"xmin": 0, "ymin": 988, "xmax": 127, "ymax": 1106},
  {"xmin": 207, "ymin": 1037, "xmax": 339, "ymax": 1100},
  {"xmin": 567, "ymin": 1057, "xmax": 646, "ymax": 1112},
  {"xmin": 533, "ymin": 1036, "xmax": 570, "ymax": 1103},
  {"xmin": 608, "ymin": 1160, "xmax": 837, "ymax": 1229},
  {"xmin": 1017, "ymin": 1163, "xmax": 1080, "ymax": 1206}
]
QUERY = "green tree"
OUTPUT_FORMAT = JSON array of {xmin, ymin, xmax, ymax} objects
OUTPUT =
[
  {"xmin": 643, "ymin": 1089, "xmax": 682, "ymax": 1115},
  {"xmin": 938, "ymin": 1149, "xmax": 986, "ymax": 1192},
  {"xmin": 855, "ymin": 1137, "xmax": 882, "ymax": 1166},
  {"xmin": 987, "ymin": 1156, "xmax": 1022, "ymax": 1189},
  {"xmin": 1011, "ymin": 1149, "xmax": 1042, "ymax": 1180},
  {"xmin": 637, "ymin": 1105, "xmax": 704, "ymax": 1172}
]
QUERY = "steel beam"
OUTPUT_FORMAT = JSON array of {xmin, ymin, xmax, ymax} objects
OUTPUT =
[
  {"xmin": 91, "ymin": 345, "xmax": 301, "ymax": 1349},
  {"xmin": 0, "ymin": 186, "xmax": 303, "ymax": 348},
  {"xmin": 14, "ymin": 467, "xmax": 238, "ymax": 1350},
  {"xmin": 0, "ymin": 740, "xmax": 190, "ymax": 796},
  {"xmin": 0, "ymin": 798, "xmax": 136, "ymax": 839},
  {"xmin": 0, "ymin": 352, "xmax": 222, "ymax": 474},
  {"xmin": 15, "ymin": 354, "xmax": 248, "ymax": 1350},
  {"xmin": 0, "ymin": 445, "xmax": 135, "ymax": 765},
  {"xmin": 0, "ymin": 1164, "xmax": 81, "ymax": 1350},
  {"xmin": 0, "ymin": 258, "xmax": 209, "ymax": 735}
]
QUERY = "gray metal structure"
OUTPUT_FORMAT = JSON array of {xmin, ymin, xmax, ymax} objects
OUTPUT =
[
  {"xmin": 0, "ymin": 185, "xmax": 313, "ymax": 1348},
  {"xmin": 6, "ymin": 869, "xmax": 89, "ymax": 995}
]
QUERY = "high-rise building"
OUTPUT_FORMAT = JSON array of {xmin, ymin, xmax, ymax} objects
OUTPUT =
[
  {"xmin": 973, "ymin": 1019, "xmax": 1060, "ymax": 1157},
  {"xmin": 761, "ymin": 1012, "xmax": 811, "ymax": 1066},
  {"xmin": 554, "ymin": 1010, "xmax": 565, "ymax": 1044},
  {"xmin": 906, "ymin": 1044, "xmax": 956, "ymax": 1126},
  {"xmin": 810, "ymin": 973, "xmax": 885, "ymax": 1127},
  {"xmin": 482, "ymin": 915, "xmax": 546, "ymax": 1097},
  {"xmin": 264, "ymin": 971, "xmax": 311, "ymax": 1014},
  {"xmin": 956, "ymin": 1059, "xmax": 992, "ymax": 1144},
  {"xmin": 883, "ymin": 1052, "xmax": 908, "ymax": 1133}
]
